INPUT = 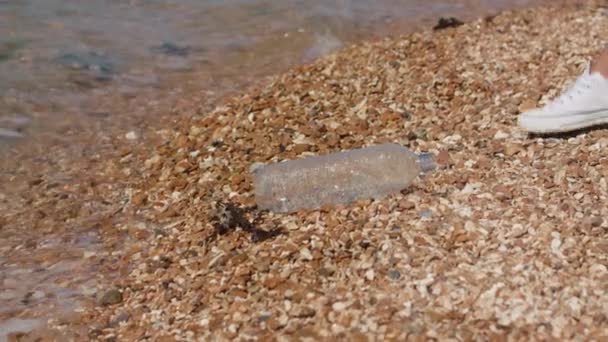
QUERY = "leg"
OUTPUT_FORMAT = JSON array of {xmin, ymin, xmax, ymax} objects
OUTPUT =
[
  {"xmin": 590, "ymin": 49, "xmax": 608, "ymax": 78},
  {"xmin": 518, "ymin": 49, "xmax": 608, "ymax": 133}
]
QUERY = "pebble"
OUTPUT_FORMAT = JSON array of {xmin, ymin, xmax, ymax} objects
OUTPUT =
[
  {"xmin": 97, "ymin": 288, "xmax": 123, "ymax": 306},
  {"xmin": 292, "ymin": 306, "xmax": 316, "ymax": 318},
  {"xmin": 332, "ymin": 302, "xmax": 348, "ymax": 312},
  {"xmin": 317, "ymin": 267, "xmax": 335, "ymax": 277},
  {"xmin": 493, "ymin": 130, "xmax": 509, "ymax": 140},
  {"xmin": 388, "ymin": 269, "xmax": 401, "ymax": 280},
  {"xmin": 399, "ymin": 199, "xmax": 416, "ymax": 210},
  {"xmin": 418, "ymin": 209, "xmax": 433, "ymax": 219},
  {"xmin": 292, "ymin": 143, "xmax": 312, "ymax": 154},
  {"xmin": 299, "ymin": 248, "xmax": 313, "ymax": 261},
  {"xmin": 125, "ymin": 131, "xmax": 138, "ymax": 140},
  {"xmin": 504, "ymin": 143, "xmax": 522, "ymax": 156},
  {"xmin": 519, "ymin": 99, "xmax": 538, "ymax": 112},
  {"xmin": 258, "ymin": 312, "xmax": 272, "ymax": 322},
  {"xmin": 109, "ymin": 312, "xmax": 131, "ymax": 327}
]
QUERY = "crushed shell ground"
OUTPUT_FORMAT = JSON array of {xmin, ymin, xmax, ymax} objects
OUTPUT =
[{"xmin": 3, "ymin": 1, "xmax": 608, "ymax": 341}]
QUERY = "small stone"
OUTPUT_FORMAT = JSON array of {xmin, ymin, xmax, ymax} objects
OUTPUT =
[
  {"xmin": 408, "ymin": 128, "xmax": 427, "ymax": 140},
  {"xmin": 299, "ymin": 248, "xmax": 313, "ymax": 261},
  {"xmin": 504, "ymin": 143, "xmax": 522, "ymax": 156},
  {"xmin": 131, "ymin": 192, "xmax": 147, "ymax": 206},
  {"xmin": 97, "ymin": 288, "xmax": 123, "ymax": 306},
  {"xmin": 585, "ymin": 216, "xmax": 603, "ymax": 228},
  {"xmin": 174, "ymin": 160, "xmax": 192, "ymax": 173},
  {"xmin": 109, "ymin": 312, "xmax": 131, "ymax": 327},
  {"xmin": 590, "ymin": 264, "xmax": 607, "ymax": 274},
  {"xmin": 125, "ymin": 131, "xmax": 138, "ymax": 140},
  {"xmin": 317, "ymin": 267, "xmax": 335, "ymax": 277},
  {"xmin": 332, "ymin": 302, "xmax": 348, "ymax": 312},
  {"xmin": 519, "ymin": 100, "xmax": 537, "ymax": 112},
  {"xmin": 493, "ymin": 130, "xmax": 509, "ymax": 140},
  {"xmin": 267, "ymin": 318, "xmax": 284, "ymax": 330},
  {"xmin": 22, "ymin": 291, "xmax": 38, "ymax": 304},
  {"xmin": 433, "ymin": 17, "xmax": 464, "ymax": 30},
  {"xmin": 292, "ymin": 306, "xmax": 316, "ymax": 318},
  {"xmin": 230, "ymin": 174, "xmax": 245, "ymax": 187},
  {"xmin": 293, "ymin": 144, "xmax": 312, "ymax": 154},
  {"xmin": 175, "ymin": 135, "xmax": 190, "ymax": 148},
  {"xmin": 436, "ymin": 150, "xmax": 453, "ymax": 167},
  {"xmin": 145, "ymin": 155, "xmax": 162, "ymax": 168},
  {"xmin": 258, "ymin": 312, "xmax": 272, "ymax": 323},
  {"xmin": 388, "ymin": 269, "xmax": 401, "ymax": 280},
  {"xmin": 399, "ymin": 200, "xmax": 415, "ymax": 210}
]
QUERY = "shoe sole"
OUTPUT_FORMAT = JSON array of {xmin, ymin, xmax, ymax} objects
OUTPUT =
[{"xmin": 519, "ymin": 109, "xmax": 608, "ymax": 134}]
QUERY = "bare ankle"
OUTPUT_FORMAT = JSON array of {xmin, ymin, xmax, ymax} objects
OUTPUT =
[{"xmin": 590, "ymin": 49, "xmax": 608, "ymax": 78}]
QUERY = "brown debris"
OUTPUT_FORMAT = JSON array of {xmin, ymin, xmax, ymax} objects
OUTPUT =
[
  {"xmin": 211, "ymin": 201, "xmax": 282, "ymax": 242},
  {"xmin": 433, "ymin": 17, "xmax": 465, "ymax": 30}
]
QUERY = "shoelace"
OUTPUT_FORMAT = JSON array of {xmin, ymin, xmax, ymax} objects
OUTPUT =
[{"xmin": 548, "ymin": 74, "xmax": 593, "ymax": 110}]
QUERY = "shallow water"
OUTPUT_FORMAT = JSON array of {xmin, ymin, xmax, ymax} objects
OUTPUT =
[{"xmin": 0, "ymin": 0, "xmax": 558, "ymax": 141}]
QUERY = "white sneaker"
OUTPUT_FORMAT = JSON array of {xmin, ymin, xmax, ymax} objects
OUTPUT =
[{"xmin": 518, "ymin": 66, "xmax": 608, "ymax": 133}]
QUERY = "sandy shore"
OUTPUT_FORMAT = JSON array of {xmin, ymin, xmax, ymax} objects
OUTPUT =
[{"xmin": 3, "ymin": 1, "xmax": 608, "ymax": 340}]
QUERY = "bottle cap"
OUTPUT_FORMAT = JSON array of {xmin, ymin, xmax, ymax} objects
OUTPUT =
[{"xmin": 417, "ymin": 153, "xmax": 436, "ymax": 173}]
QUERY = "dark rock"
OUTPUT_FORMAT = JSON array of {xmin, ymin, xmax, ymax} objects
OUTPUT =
[
  {"xmin": 400, "ymin": 111, "xmax": 412, "ymax": 120},
  {"xmin": 388, "ymin": 269, "xmax": 401, "ymax": 280},
  {"xmin": 97, "ymin": 288, "xmax": 123, "ymax": 306},
  {"xmin": 258, "ymin": 313, "xmax": 272, "ymax": 322},
  {"xmin": 88, "ymin": 328, "xmax": 102, "ymax": 339},
  {"xmin": 317, "ymin": 267, "xmax": 335, "ymax": 277},
  {"xmin": 108, "ymin": 312, "xmax": 130, "ymax": 327},
  {"xmin": 151, "ymin": 42, "xmax": 191, "ymax": 57},
  {"xmin": 407, "ymin": 128, "xmax": 427, "ymax": 141},
  {"xmin": 433, "ymin": 17, "xmax": 464, "ymax": 30},
  {"xmin": 293, "ymin": 306, "xmax": 316, "ymax": 318}
]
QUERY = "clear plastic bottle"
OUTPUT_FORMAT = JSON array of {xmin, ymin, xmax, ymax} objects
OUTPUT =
[{"xmin": 252, "ymin": 143, "xmax": 435, "ymax": 213}]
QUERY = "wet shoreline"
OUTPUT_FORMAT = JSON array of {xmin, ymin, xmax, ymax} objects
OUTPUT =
[{"xmin": 0, "ymin": 0, "xmax": 573, "ymax": 152}]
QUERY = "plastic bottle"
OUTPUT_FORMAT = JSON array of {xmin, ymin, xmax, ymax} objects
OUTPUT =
[{"xmin": 252, "ymin": 143, "xmax": 435, "ymax": 213}]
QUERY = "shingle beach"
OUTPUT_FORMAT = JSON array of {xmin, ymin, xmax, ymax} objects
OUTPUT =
[{"xmin": 3, "ymin": 1, "xmax": 608, "ymax": 341}]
